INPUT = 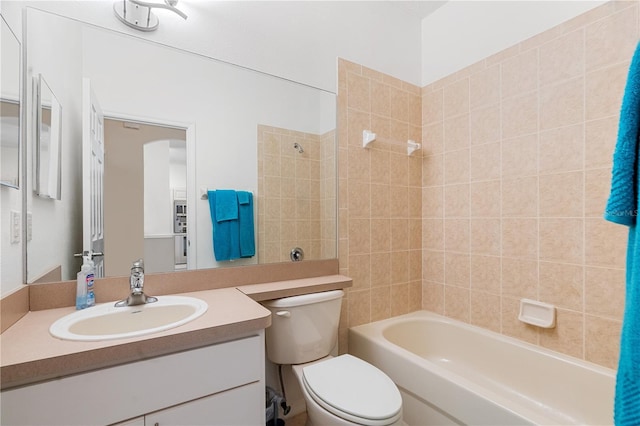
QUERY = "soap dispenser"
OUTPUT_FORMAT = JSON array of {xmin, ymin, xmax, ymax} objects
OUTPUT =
[
  {"xmin": 76, "ymin": 253, "xmax": 95, "ymax": 309},
  {"xmin": 85, "ymin": 255, "xmax": 96, "ymax": 307},
  {"xmin": 75, "ymin": 264, "xmax": 87, "ymax": 310}
]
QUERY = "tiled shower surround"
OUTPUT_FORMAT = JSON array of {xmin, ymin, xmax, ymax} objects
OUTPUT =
[
  {"xmin": 337, "ymin": 59, "xmax": 424, "ymax": 350},
  {"xmin": 339, "ymin": 0, "xmax": 637, "ymax": 369},
  {"xmin": 257, "ymin": 125, "xmax": 336, "ymax": 263}
]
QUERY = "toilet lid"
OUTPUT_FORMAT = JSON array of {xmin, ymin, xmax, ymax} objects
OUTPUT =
[{"xmin": 302, "ymin": 355, "xmax": 402, "ymax": 425}]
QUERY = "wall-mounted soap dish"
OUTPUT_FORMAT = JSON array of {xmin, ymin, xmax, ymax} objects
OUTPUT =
[{"xmin": 518, "ymin": 299, "xmax": 556, "ymax": 328}]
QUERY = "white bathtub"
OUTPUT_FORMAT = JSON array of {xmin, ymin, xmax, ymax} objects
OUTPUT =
[{"xmin": 349, "ymin": 311, "xmax": 615, "ymax": 426}]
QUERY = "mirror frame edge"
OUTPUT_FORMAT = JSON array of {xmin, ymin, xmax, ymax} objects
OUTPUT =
[{"xmin": 21, "ymin": 6, "xmax": 28, "ymax": 285}]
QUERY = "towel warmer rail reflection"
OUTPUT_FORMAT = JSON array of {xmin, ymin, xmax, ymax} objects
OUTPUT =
[{"xmin": 200, "ymin": 189, "xmax": 254, "ymax": 200}]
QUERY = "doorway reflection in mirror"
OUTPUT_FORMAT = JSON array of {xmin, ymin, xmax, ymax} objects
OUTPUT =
[{"xmin": 104, "ymin": 118, "xmax": 187, "ymax": 276}]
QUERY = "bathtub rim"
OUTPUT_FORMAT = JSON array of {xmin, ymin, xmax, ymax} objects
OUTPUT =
[{"xmin": 350, "ymin": 310, "xmax": 616, "ymax": 377}]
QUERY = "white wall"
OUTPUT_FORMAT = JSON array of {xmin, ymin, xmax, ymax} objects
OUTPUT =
[
  {"xmin": 13, "ymin": 0, "xmax": 424, "ymax": 91},
  {"xmin": 421, "ymin": 0, "xmax": 607, "ymax": 85}
]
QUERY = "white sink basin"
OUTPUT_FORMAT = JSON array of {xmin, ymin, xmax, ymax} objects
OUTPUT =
[{"xmin": 49, "ymin": 295, "xmax": 208, "ymax": 342}]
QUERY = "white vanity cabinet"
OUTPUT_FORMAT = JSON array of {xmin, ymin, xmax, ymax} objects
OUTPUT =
[{"xmin": 1, "ymin": 333, "xmax": 265, "ymax": 426}]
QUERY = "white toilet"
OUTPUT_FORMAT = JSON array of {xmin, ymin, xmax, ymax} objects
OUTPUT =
[{"xmin": 262, "ymin": 290, "xmax": 403, "ymax": 426}]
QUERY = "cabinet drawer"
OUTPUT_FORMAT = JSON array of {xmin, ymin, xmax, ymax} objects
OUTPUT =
[{"xmin": 145, "ymin": 382, "xmax": 263, "ymax": 426}]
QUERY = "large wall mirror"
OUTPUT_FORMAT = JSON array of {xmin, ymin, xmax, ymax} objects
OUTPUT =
[
  {"xmin": 0, "ymin": 15, "xmax": 21, "ymax": 189},
  {"xmin": 24, "ymin": 7, "xmax": 337, "ymax": 284}
]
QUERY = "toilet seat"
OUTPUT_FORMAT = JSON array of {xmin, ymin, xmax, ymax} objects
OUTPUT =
[{"xmin": 301, "ymin": 355, "xmax": 402, "ymax": 426}]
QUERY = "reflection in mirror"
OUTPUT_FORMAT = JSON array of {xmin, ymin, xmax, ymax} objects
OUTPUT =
[
  {"xmin": 0, "ymin": 15, "xmax": 21, "ymax": 189},
  {"xmin": 35, "ymin": 74, "xmax": 62, "ymax": 200},
  {"xmin": 144, "ymin": 140, "xmax": 187, "ymax": 274},
  {"xmin": 257, "ymin": 125, "xmax": 336, "ymax": 263},
  {"xmin": 25, "ymin": 8, "xmax": 337, "ymax": 283},
  {"xmin": 104, "ymin": 118, "xmax": 187, "ymax": 277}
]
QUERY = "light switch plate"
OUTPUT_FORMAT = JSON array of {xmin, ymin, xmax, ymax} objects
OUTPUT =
[
  {"xmin": 10, "ymin": 210, "xmax": 20, "ymax": 244},
  {"xmin": 27, "ymin": 211, "xmax": 32, "ymax": 242}
]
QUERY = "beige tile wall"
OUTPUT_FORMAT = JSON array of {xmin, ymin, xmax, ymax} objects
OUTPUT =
[
  {"xmin": 257, "ymin": 125, "xmax": 336, "ymax": 263},
  {"xmin": 337, "ymin": 59, "xmax": 423, "ymax": 351},
  {"xmin": 421, "ymin": 0, "xmax": 638, "ymax": 368}
]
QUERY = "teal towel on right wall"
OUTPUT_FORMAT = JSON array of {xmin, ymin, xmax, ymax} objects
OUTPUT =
[{"xmin": 605, "ymin": 41, "xmax": 640, "ymax": 426}]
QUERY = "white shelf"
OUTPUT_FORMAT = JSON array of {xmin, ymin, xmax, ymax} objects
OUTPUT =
[{"xmin": 518, "ymin": 299, "xmax": 556, "ymax": 328}]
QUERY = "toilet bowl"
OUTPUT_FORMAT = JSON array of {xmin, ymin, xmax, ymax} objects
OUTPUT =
[
  {"xmin": 261, "ymin": 290, "xmax": 403, "ymax": 426},
  {"xmin": 292, "ymin": 355, "xmax": 403, "ymax": 426}
]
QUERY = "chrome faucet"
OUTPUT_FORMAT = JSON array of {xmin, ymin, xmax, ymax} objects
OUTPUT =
[{"xmin": 115, "ymin": 259, "xmax": 158, "ymax": 307}]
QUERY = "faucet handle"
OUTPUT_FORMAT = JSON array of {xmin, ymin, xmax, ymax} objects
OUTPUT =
[
  {"xmin": 131, "ymin": 259, "xmax": 144, "ymax": 271},
  {"xmin": 116, "ymin": 258, "xmax": 156, "ymax": 307},
  {"xmin": 130, "ymin": 259, "xmax": 145, "ymax": 293}
]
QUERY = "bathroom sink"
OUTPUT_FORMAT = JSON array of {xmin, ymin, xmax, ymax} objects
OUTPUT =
[{"xmin": 49, "ymin": 295, "xmax": 208, "ymax": 342}]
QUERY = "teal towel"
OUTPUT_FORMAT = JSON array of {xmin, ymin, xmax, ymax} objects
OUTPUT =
[
  {"xmin": 208, "ymin": 190, "xmax": 240, "ymax": 261},
  {"xmin": 215, "ymin": 189, "xmax": 238, "ymax": 222},
  {"xmin": 605, "ymin": 41, "xmax": 640, "ymax": 426},
  {"xmin": 237, "ymin": 191, "xmax": 255, "ymax": 258},
  {"xmin": 237, "ymin": 191, "xmax": 250, "ymax": 205}
]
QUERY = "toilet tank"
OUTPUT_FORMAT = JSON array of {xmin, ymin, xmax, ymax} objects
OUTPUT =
[{"xmin": 262, "ymin": 290, "xmax": 343, "ymax": 365}]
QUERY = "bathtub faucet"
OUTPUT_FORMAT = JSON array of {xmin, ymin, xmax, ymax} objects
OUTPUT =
[{"xmin": 114, "ymin": 259, "xmax": 158, "ymax": 307}]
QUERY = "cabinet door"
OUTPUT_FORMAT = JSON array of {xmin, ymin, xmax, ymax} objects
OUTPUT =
[{"xmin": 145, "ymin": 382, "xmax": 263, "ymax": 426}]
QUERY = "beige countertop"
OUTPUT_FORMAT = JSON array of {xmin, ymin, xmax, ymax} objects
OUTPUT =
[{"xmin": 1, "ymin": 275, "xmax": 351, "ymax": 390}]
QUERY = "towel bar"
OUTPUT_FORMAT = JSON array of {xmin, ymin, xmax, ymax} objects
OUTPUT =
[{"xmin": 362, "ymin": 130, "xmax": 421, "ymax": 156}]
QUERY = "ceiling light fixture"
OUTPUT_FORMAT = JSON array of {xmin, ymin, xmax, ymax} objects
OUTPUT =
[{"xmin": 113, "ymin": 0, "xmax": 187, "ymax": 32}]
